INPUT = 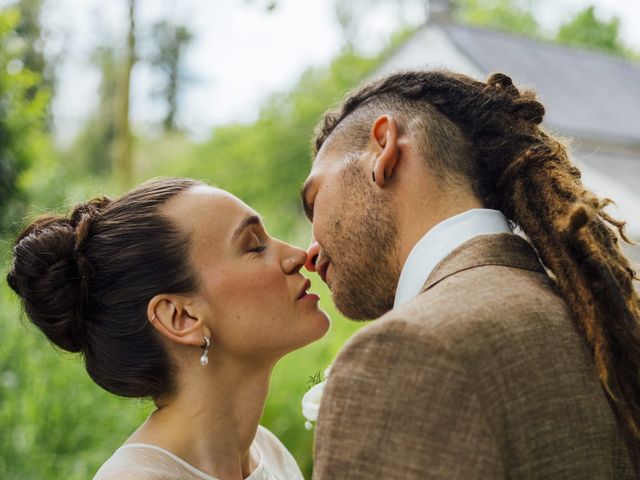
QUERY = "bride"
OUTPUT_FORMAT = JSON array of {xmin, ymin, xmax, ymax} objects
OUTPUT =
[{"xmin": 7, "ymin": 177, "xmax": 330, "ymax": 479}]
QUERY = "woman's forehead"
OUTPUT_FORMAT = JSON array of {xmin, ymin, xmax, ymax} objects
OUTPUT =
[{"xmin": 164, "ymin": 186, "xmax": 257, "ymax": 246}]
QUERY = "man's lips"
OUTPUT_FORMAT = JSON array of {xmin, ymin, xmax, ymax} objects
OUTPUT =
[
  {"xmin": 297, "ymin": 279, "xmax": 312, "ymax": 300},
  {"xmin": 316, "ymin": 259, "xmax": 330, "ymax": 284}
]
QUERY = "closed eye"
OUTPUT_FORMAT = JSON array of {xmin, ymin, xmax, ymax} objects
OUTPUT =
[
  {"xmin": 303, "ymin": 200, "xmax": 314, "ymax": 222},
  {"xmin": 300, "ymin": 183, "xmax": 315, "ymax": 222},
  {"xmin": 246, "ymin": 230, "xmax": 268, "ymax": 254}
]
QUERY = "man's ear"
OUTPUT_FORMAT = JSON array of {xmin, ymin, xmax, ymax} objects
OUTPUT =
[
  {"xmin": 370, "ymin": 114, "xmax": 400, "ymax": 188},
  {"xmin": 147, "ymin": 295, "xmax": 208, "ymax": 347}
]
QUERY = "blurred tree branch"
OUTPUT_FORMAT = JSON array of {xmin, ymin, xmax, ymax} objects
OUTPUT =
[
  {"xmin": 113, "ymin": 0, "xmax": 136, "ymax": 188},
  {"xmin": 0, "ymin": 8, "xmax": 51, "ymax": 234},
  {"xmin": 555, "ymin": 6, "xmax": 635, "ymax": 59},
  {"xmin": 150, "ymin": 21, "xmax": 193, "ymax": 133}
]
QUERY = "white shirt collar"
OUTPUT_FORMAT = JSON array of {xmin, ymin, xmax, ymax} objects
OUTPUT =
[{"xmin": 394, "ymin": 209, "xmax": 511, "ymax": 308}]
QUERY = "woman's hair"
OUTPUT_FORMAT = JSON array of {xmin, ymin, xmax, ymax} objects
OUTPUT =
[
  {"xmin": 6, "ymin": 177, "xmax": 203, "ymax": 399},
  {"xmin": 314, "ymin": 70, "xmax": 640, "ymax": 442}
]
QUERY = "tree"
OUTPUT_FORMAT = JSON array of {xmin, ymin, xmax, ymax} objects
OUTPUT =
[
  {"xmin": 0, "ymin": 8, "xmax": 50, "ymax": 235},
  {"xmin": 333, "ymin": 0, "xmax": 425, "ymax": 51},
  {"xmin": 556, "ymin": 6, "xmax": 629, "ymax": 58},
  {"xmin": 67, "ymin": 46, "xmax": 118, "ymax": 176},
  {"xmin": 150, "ymin": 21, "xmax": 193, "ymax": 132},
  {"xmin": 14, "ymin": 0, "xmax": 55, "ymax": 104},
  {"xmin": 112, "ymin": 0, "xmax": 136, "ymax": 187},
  {"xmin": 453, "ymin": 1, "xmax": 636, "ymax": 59},
  {"xmin": 454, "ymin": 0, "xmax": 541, "ymax": 37}
]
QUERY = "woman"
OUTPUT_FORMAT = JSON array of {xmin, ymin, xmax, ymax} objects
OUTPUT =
[{"xmin": 6, "ymin": 177, "xmax": 330, "ymax": 479}]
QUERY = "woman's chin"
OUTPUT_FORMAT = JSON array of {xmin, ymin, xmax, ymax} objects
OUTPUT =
[
  {"xmin": 310, "ymin": 308, "xmax": 331, "ymax": 338},
  {"xmin": 289, "ymin": 311, "xmax": 332, "ymax": 352}
]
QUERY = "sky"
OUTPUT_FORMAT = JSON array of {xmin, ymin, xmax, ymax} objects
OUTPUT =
[{"xmin": 5, "ymin": 0, "xmax": 639, "ymax": 144}]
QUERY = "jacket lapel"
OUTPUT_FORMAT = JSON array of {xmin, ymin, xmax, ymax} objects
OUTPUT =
[{"xmin": 420, "ymin": 233, "xmax": 546, "ymax": 294}]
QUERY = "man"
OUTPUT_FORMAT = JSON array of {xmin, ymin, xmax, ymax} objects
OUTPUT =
[{"xmin": 301, "ymin": 70, "xmax": 639, "ymax": 478}]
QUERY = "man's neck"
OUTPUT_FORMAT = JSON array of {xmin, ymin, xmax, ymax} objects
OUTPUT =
[
  {"xmin": 394, "ymin": 208, "xmax": 511, "ymax": 307},
  {"xmin": 396, "ymin": 199, "xmax": 485, "ymax": 274}
]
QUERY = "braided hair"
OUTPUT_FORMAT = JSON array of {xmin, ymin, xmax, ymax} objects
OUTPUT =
[{"xmin": 314, "ymin": 70, "xmax": 640, "ymax": 443}]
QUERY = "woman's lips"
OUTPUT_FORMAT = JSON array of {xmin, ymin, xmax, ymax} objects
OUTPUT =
[
  {"xmin": 298, "ymin": 292, "xmax": 320, "ymax": 302},
  {"xmin": 297, "ymin": 279, "xmax": 320, "ymax": 302},
  {"xmin": 297, "ymin": 279, "xmax": 311, "ymax": 300}
]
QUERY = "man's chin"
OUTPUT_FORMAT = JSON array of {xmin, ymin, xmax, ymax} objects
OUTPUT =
[{"xmin": 332, "ymin": 291, "xmax": 392, "ymax": 321}]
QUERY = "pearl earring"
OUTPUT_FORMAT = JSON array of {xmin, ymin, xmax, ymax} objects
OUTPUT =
[{"xmin": 200, "ymin": 335, "xmax": 210, "ymax": 366}]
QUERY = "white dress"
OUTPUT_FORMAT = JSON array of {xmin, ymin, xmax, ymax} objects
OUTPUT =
[{"xmin": 93, "ymin": 425, "xmax": 305, "ymax": 480}]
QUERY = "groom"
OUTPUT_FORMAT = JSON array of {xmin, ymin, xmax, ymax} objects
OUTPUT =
[{"xmin": 301, "ymin": 70, "xmax": 637, "ymax": 478}]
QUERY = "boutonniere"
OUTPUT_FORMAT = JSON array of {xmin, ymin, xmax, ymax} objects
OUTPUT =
[{"xmin": 301, "ymin": 366, "xmax": 331, "ymax": 430}]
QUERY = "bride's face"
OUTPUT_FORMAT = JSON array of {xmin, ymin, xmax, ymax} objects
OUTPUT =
[{"xmin": 165, "ymin": 185, "xmax": 330, "ymax": 360}]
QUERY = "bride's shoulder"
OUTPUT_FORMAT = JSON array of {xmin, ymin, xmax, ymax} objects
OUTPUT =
[
  {"xmin": 92, "ymin": 444, "xmax": 187, "ymax": 480},
  {"xmin": 255, "ymin": 424, "xmax": 282, "ymax": 443},
  {"xmin": 254, "ymin": 425, "xmax": 289, "ymax": 455},
  {"xmin": 254, "ymin": 425, "xmax": 304, "ymax": 479}
]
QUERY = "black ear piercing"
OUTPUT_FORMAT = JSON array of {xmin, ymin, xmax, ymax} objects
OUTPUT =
[{"xmin": 373, "ymin": 171, "xmax": 390, "ymax": 182}]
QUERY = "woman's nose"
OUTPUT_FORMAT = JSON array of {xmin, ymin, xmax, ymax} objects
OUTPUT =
[
  {"xmin": 283, "ymin": 248, "xmax": 307, "ymax": 274},
  {"xmin": 305, "ymin": 240, "xmax": 320, "ymax": 272}
]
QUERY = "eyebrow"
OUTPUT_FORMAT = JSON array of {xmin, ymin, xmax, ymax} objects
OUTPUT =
[
  {"xmin": 231, "ymin": 215, "xmax": 263, "ymax": 243},
  {"xmin": 299, "ymin": 181, "xmax": 313, "ymax": 221}
]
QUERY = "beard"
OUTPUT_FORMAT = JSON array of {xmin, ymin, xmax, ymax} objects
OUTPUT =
[{"xmin": 324, "ymin": 161, "xmax": 401, "ymax": 321}]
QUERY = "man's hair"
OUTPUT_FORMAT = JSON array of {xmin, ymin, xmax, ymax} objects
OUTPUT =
[
  {"xmin": 314, "ymin": 70, "xmax": 640, "ymax": 445},
  {"xmin": 315, "ymin": 83, "xmax": 474, "ymax": 186}
]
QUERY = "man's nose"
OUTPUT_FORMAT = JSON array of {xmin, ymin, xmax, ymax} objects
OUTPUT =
[{"xmin": 305, "ymin": 240, "xmax": 320, "ymax": 272}]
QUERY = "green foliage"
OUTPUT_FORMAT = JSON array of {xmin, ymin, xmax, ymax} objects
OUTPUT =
[
  {"xmin": 453, "ymin": 0, "xmax": 637, "ymax": 60},
  {"xmin": 150, "ymin": 21, "xmax": 194, "ymax": 132},
  {"xmin": 556, "ymin": 6, "xmax": 633, "ymax": 58},
  {"xmin": 454, "ymin": 0, "xmax": 541, "ymax": 38},
  {"xmin": 14, "ymin": 0, "xmax": 54, "ymax": 114},
  {"xmin": 0, "ymin": 260, "xmax": 153, "ymax": 479},
  {"xmin": 0, "ymin": 8, "xmax": 52, "ymax": 236},
  {"xmin": 145, "ymin": 48, "xmax": 382, "ymax": 237},
  {"xmin": 66, "ymin": 46, "xmax": 118, "ymax": 176}
]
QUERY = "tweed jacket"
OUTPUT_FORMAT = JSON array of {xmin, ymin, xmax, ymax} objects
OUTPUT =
[{"xmin": 313, "ymin": 233, "xmax": 635, "ymax": 479}]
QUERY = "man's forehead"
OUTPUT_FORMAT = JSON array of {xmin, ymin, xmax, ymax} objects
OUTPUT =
[
  {"xmin": 314, "ymin": 133, "xmax": 337, "ymax": 162},
  {"xmin": 306, "ymin": 149, "xmax": 344, "ymax": 193},
  {"xmin": 303, "ymin": 141, "xmax": 342, "ymax": 198},
  {"xmin": 314, "ymin": 132, "xmax": 354, "ymax": 169}
]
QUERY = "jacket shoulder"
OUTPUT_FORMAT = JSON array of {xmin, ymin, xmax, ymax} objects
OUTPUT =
[{"xmin": 321, "ymin": 264, "xmax": 630, "ymax": 478}]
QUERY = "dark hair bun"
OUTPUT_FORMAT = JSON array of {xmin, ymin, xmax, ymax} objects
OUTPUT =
[{"xmin": 6, "ymin": 197, "xmax": 111, "ymax": 353}]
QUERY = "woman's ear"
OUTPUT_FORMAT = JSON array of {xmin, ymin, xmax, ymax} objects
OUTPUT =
[
  {"xmin": 147, "ymin": 295, "xmax": 207, "ymax": 347},
  {"xmin": 370, "ymin": 114, "xmax": 400, "ymax": 188}
]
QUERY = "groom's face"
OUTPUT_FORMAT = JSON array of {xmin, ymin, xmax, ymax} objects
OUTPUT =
[{"xmin": 301, "ymin": 144, "xmax": 400, "ymax": 320}]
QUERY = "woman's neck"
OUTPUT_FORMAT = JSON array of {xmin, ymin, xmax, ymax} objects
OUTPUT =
[{"xmin": 129, "ymin": 355, "xmax": 275, "ymax": 479}]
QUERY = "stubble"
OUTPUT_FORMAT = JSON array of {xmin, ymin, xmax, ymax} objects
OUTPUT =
[{"xmin": 325, "ymin": 161, "xmax": 401, "ymax": 320}]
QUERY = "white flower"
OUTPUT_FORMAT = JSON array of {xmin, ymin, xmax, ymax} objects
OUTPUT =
[{"xmin": 301, "ymin": 366, "xmax": 331, "ymax": 429}]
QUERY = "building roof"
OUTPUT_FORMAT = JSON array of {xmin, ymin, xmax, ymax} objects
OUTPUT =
[{"xmin": 382, "ymin": 21, "xmax": 640, "ymax": 148}]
